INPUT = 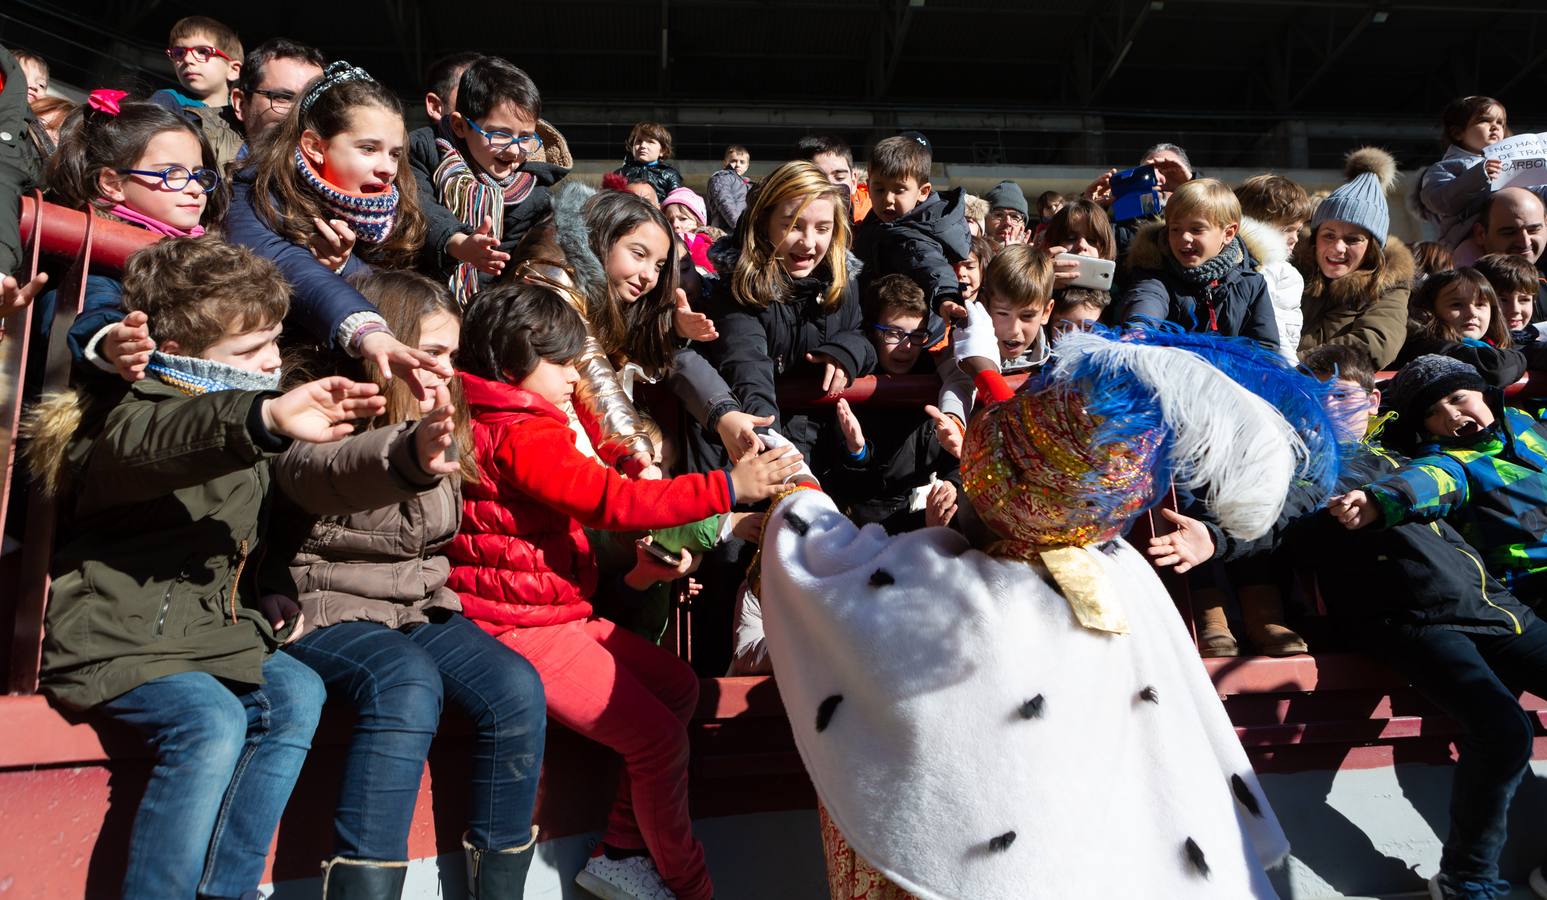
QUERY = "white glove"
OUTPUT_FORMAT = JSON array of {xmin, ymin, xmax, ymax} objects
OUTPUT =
[
  {"xmin": 760, "ymin": 428, "xmax": 819, "ymax": 487},
  {"xmin": 951, "ymin": 300, "xmax": 1000, "ymax": 369}
]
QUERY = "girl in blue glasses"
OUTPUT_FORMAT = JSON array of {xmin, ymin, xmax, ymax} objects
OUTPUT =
[
  {"xmin": 40, "ymin": 91, "xmax": 226, "ymax": 374},
  {"xmin": 410, "ymin": 54, "xmax": 566, "ymax": 305}
]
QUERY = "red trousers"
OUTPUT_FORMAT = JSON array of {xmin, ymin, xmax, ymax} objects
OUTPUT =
[{"xmin": 498, "ymin": 616, "xmax": 711, "ymax": 900}]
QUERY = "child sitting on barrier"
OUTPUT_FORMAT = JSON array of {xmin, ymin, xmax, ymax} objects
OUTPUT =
[
  {"xmin": 1153, "ymin": 343, "xmax": 1547, "ymax": 900},
  {"xmin": 1118, "ymin": 177, "xmax": 1281, "ymax": 352},
  {"xmin": 446, "ymin": 279, "xmax": 800, "ymax": 900},
  {"xmin": 1333, "ymin": 353, "xmax": 1547, "ymax": 607},
  {"xmin": 24, "ymin": 236, "xmax": 387, "ymax": 900}
]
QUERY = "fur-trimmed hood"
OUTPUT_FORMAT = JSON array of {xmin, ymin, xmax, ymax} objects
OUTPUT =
[
  {"xmin": 20, "ymin": 389, "xmax": 86, "ymax": 499},
  {"xmin": 1296, "ymin": 233, "xmax": 1414, "ymax": 309},
  {"xmin": 550, "ymin": 180, "xmax": 606, "ymax": 301},
  {"xmin": 1125, "ymin": 216, "xmax": 1288, "ymax": 274}
]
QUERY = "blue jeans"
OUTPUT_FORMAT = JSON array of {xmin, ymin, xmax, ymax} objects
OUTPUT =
[
  {"xmin": 285, "ymin": 612, "xmax": 546, "ymax": 859},
  {"xmin": 98, "ymin": 652, "xmax": 325, "ymax": 900},
  {"xmin": 1371, "ymin": 616, "xmax": 1547, "ymax": 881}
]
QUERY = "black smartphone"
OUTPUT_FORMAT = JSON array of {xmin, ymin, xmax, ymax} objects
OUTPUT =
[{"xmin": 637, "ymin": 539, "xmax": 682, "ymax": 567}]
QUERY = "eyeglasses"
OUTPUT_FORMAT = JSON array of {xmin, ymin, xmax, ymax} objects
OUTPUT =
[
  {"xmin": 249, "ymin": 88, "xmax": 297, "ymax": 111},
  {"xmin": 165, "ymin": 45, "xmax": 232, "ymax": 64},
  {"xmin": 115, "ymin": 165, "xmax": 222, "ymax": 194},
  {"xmin": 464, "ymin": 118, "xmax": 543, "ymax": 154},
  {"xmin": 1052, "ymin": 318, "xmax": 1097, "ymax": 335},
  {"xmin": 871, "ymin": 324, "xmax": 931, "ymax": 347},
  {"xmin": 1328, "ymin": 388, "xmax": 1371, "ymax": 405}
]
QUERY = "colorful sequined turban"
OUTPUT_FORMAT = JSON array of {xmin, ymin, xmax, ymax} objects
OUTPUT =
[{"xmin": 962, "ymin": 384, "xmax": 1163, "ymax": 557}]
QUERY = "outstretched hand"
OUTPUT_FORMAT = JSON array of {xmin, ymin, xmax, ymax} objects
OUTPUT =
[
  {"xmin": 673, "ymin": 289, "xmax": 718, "ymax": 341},
  {"xmin": 1146, "ymin": 508, "xmax": 1215, "ymax": 573},
  {"xmin": 447, "ymin": 216, "xmax": 511, "ymax": 276},
  {"xmin": 835, "ymin": 398, "xmax": 866, "ymax": 455},
  {"xmin": 806, "ymin": 351, "xmax": 850, "ymax": 397},
  {"xmin": 924, "ymin": 479, "xmax": 958, "ymax": 528},
  {"xmin": 0, "ymin": 270, "xmax": 48, "ymax": 317},
  {"xmin": 1328, "ymin": 491, "xmax": 1379, "ymax": 530},
  {"xmin": 103, "ymin": 310, "xmax": 156, "ymax": 382},
  {"xmin": 359, "ymin": 331, "xmax": 454, "ymax": 402},
  {"xmin": 308, "ymin": 218, "xmax": 357, "ymax": 272},
  {"xmin": 414, "ymin": 382, "xmax": 460, "ymax": 475},
  {"xmin": 262, "ymin": 376, "xmax": 386, "ymax": 443},
  {"xmin": 716, "ymin": 411, "xmax": 771, "ymax": 458},
  {"xmin": 924, "ymin": 405, "xmax": 964, "ymax": 458}
]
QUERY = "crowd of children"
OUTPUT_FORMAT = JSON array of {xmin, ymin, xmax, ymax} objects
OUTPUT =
[{"xmin": 9, "ymin": 15, "xmax": 1547, "ymax": 900}]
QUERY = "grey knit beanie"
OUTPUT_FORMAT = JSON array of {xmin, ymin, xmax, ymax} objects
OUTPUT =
[
  {"xmin": 1384, "ymin": 354, "xmax": 1486, "ymax": 426},
  {"xmin": 984, "ymin": 180, "xmax": 1028, "ymax": 218},
  {"xmin": 1311, "ymin": 147, "xmax": 1398, "ymax": 244}
]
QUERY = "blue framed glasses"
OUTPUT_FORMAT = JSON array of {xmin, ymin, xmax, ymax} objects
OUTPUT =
[
  {"xmin": 464, "ymin": 118, "xmax": 543, "ymax": 154},
  {"xmin": 115, "ymin": 165, "xmax": 221, "ymax": 194},
  {"xmin": 871, "ymin": 324, "xmax": 931, "ymax": 347}
]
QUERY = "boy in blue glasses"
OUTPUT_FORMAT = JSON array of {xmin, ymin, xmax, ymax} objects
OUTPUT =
[
  {"xmin": 820, "ymin": 274, "xmax": 962, "ymax": 533},
  {"xmin": 409, "ymin": 54, "xmax": 567, "ymax": 304},
  {"xmin": 148, "ymin": 16, "xmax": 245, "ymax": 169}
]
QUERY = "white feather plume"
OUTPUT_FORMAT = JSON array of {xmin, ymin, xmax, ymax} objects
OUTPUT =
[{"xmin": 1049, "ymin": 332, "xmax": 1307, "ymax": 539}]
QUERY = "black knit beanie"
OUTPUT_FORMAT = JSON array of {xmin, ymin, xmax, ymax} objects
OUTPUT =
[{"xmin": 1384, "ymin": 354, "xmax": 1487, "ymax": 428}]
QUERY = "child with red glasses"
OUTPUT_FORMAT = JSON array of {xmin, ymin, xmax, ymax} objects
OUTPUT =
[{"xmin": 148, "ymin": 16, "xmax": 245, "ymax": 169}]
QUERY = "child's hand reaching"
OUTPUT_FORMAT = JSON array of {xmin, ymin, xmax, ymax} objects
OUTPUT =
[
  {"xmin": 806, "ymin": 351, "xmax": 850, "ymax": 397},
  {"xmin": 730, "ymin": 445, "xmax": 807, "ymax": 502},
  {"xmin": 103, "ymin": 311, "xmax": 156, "ymax": 381},
  {"xmin": 625, "ymin": 537, "xmax": 693, "ymax": 589},
  {"xmin": 262, "ymin": 376, "xmax": 386, "ymax": 443},
  {"xmin": 924, "ymin": 405, "xmax": 965, "ymax": 458},
  {"xmin": 308, "ymin": 218, "xmax": 357, "ymax": 272},
  {"xmin": 256, "ymin": 593, "xmax": 305, "ymax": 643},
  {"xmin": 414, "ymin": 382, "xmax": 459, "ymax": 475},
  {"xmin": 730, "ymin": 511, "xmax": 765, "ymax": 543},
  {"xmin": 716, "ymin": 411, "xmax": 772, "ymax": 458},
  {"xmin": 358, "ymin": 331, "xmax": 454, "ymax": 402},
  {"xmin": 1145, "ymin": 508, "xmax": 1215, "ymax": 573},
  {"xmin": 924, "ymin": 479, "xmax": 958, "ymax": 527},
  {"xmin": 446, "ymin": 216, "xmax": 511, "ymax": 276},
  {"xmin": 1486, "ymin": 158, "xmax": 1503, "ymax": 181},
  {"xmin": 835, "ymin": 398, "xmax": 866, "ymax": 455},
  {"xmin": 1082, "ymin": 168, "xmax": 1117, "ymax": 207},
  {"xmin": 1328, "ymin": 490, "xmax": 1378, "ymax": 529},
  {"xmin": 1, "ymin": 270, "xmax": 47, "ymax": 316},
  {"xmin": 673, "ymin": 289, "xmax": 718, "ymax": 341}
]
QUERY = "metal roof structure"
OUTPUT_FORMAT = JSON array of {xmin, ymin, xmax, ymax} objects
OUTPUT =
[{"xmin": 7, "ymin": 0, "xmax": 1546, "ymax": 168}]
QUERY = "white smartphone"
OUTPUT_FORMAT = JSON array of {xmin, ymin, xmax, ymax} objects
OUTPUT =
[{"xmin": 1054, "ymin": 253, "xmax": 1115, "ymax": 291}]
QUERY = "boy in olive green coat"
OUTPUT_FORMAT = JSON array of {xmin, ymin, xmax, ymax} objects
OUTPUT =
[{"xmin": 26, "ymin": 236, "xmax": 387, "ymax": 900}]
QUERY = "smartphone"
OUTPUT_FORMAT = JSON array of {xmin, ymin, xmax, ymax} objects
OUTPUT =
[
  {"xmin": 637, "ymin": 539, "xmax": 683, "ymax": 567},
  {"xmin": 1054, "ymin": 253, "xmax": 1116, "ymax": 291}
]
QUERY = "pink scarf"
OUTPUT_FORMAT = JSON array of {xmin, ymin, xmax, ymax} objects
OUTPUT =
[{"xmin": 109, "ymin": 204, "xmax": 206, "ymax": 238}]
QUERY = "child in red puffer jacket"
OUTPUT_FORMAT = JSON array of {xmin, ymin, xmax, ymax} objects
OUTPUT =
[{"xmin": 447, "ymin": 278, "xmax": 799, "ymax": 900}]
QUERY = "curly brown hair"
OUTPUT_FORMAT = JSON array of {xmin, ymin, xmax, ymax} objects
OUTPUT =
[{"xmin": 121, "ymin": 235, "xmax": 288, "ymax": 354}]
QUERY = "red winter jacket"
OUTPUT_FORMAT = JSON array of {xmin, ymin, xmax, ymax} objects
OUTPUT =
[{"xmin": 447, "ymin": 372, "xmax": 733, "ymax": 632}]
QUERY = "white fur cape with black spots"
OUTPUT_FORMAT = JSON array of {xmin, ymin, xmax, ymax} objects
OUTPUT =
[{"xmin": 759, "ymin": 488, "xmax": 1289, "ymax": 898}]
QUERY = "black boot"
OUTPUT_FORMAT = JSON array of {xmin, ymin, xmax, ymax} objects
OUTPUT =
[
  {"xmin": 320, "ymin": 857, "xmax": 408, "ymax": 900},
  {"xmin": 464, "ymin": 826, "xmax": 538, "ymax": 899}
]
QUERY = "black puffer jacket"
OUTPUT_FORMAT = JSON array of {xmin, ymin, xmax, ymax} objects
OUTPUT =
[
  {"xmin": 702, "ymin": 238, "xmax": 875, "ymax": 460},
  {"xmin": 1392, "ymin": 330, "xmax": 1527, "ymax": 390},
  {"xmin": 1211, "ymin": 441, "xmax": 1534, "ymax": 635},
  {"xmin": 613, "ymin": 158, "xmax": 683, "ymax": 202},
  {"xmin": 852, "ymin": 188, "xmax": 971, "ymax": 316}
]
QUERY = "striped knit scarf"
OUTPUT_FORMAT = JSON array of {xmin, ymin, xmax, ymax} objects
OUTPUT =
[
  {"xmin": 146, "ymin": 351, "xmax": 282, "ymax": 396},
  {"xmin": 294, "ymin": 148, "xmax": 399, "ymax": 244},
  {"xmin": 432, "ymin": 133, "xmax": 536, "ymax": 305}
]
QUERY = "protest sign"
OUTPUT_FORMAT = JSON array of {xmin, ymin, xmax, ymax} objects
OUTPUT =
[{"xmin": 1486, "ymin": 134, "xmax": 1547, "ymax": 191}]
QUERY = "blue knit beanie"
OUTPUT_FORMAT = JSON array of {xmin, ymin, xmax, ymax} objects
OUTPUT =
[{"xmin": 1310, "ymin": 147, "xmax": 1398, "ymax": 244}]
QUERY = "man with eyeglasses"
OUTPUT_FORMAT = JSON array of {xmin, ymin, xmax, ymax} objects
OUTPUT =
[
  {"xmin": 409, "ymin": 54, "xmax": 566, "ymax": 301},
  {"xmin": 148, "ymin": 16, "xmax": 246, "ymax": 169},
  {"xmin": 230, "ymin": 38, "xmax": 325, "ymax": 150}
]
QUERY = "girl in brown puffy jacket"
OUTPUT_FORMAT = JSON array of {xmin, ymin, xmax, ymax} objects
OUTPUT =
[{"xmin": 273, "ymin": 270, "xmax": 548, "ymax": 898}]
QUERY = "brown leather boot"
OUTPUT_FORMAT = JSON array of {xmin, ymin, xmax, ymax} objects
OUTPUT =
[
  {"xmin": 1240, "ymin": 584, "xmax": 1309, "ymax": 656},
  {"xmin": 1193, "ymin": 587, "xmax": 1238, "ymax": 658}
]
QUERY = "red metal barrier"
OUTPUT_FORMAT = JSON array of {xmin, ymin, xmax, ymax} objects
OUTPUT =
[{"xmin": 16, "ymin": 195, "xmax": 158, "ymax": 274}]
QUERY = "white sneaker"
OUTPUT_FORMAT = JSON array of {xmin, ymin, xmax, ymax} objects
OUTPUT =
[
  {"xmin": 574, "ymin": 853, "xmax": 678, "ymax": 900},
  {"xmin": 1530, "ymin": 865, "xmax": 1547, "ymax": 899}
]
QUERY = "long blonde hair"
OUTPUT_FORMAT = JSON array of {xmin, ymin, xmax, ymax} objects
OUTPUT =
[{"xmin": 732, "ymin": 161, "xmax": 850, "ymax": 312}]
